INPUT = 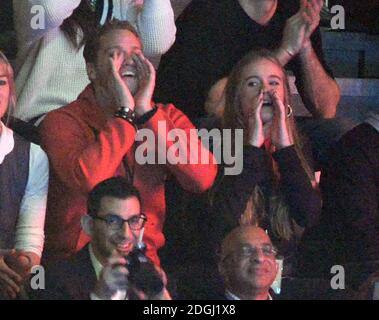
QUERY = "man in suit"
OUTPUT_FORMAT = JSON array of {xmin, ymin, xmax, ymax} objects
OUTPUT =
[{"xmin": 34, "ymin": 177, "xmax": 170, "ymax": 300}]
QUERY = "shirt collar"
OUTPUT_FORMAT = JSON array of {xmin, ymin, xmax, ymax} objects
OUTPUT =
[
  {"xmin": 89, "ymin": 244, "xmax": 103, "ymax": 279},
  {"xmin": 365, "ymin": 112, "xmax": 379, "ymax": 133},
  {"xmin": 0, "ymin": 121, "xmax": 15, "ymax": 165},
  {"xmin": 225, "ymin": 289, "xmax": 273, "ymax": 300}
]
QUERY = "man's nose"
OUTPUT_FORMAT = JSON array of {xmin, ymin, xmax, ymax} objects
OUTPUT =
[
  {"xmin": 251, "ymin": 248, "xmax": 265, "ymax": 263},
  {"xmin": 121, "ymin": 55, "xmax": 133, "ymax": 66},
  {"xmin": 119, "ymin": 221, "xmax": 133, "ymax": 239}
]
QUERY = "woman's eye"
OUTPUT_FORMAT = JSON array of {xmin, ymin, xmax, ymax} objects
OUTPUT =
[
  {"xmin": 269, "ymin": 81, "xmax": 280, "ymax": 86},
  {"xmin": 0, "ymin": 80, "xmax": 7, "ymax": 86},
  {"xmin": 247, "ymin": 81, "xmax": 259, "ymax": 87}
]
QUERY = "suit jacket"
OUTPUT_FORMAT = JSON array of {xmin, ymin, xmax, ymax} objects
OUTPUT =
[{"xmin": 34, "ymin": 246, "xmax": 97, "ymax": 300}]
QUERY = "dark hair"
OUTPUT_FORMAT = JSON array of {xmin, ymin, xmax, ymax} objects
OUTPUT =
[
  {"xmin": 83, "ymin": 19, "xmax": 141, "ymax": 64},
  {"xmin": 87, "ymin": 177, "xmax": 141, "ymax": 217},
  {"xmin": 61, "ymin": 0, "xmax": 98, "ymax": 49}
]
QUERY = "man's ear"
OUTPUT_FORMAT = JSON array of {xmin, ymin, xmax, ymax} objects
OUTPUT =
[
  {"xmin": 81, "ymin": 214, "xmax": 94, "ymax": 237},
  {"xmin": 86, "ymin": 62, "xmax": 97, "ymax": 81}
]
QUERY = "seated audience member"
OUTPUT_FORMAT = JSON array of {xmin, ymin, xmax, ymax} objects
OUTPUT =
[
  {"xmin": 35, "ymin": 177, "xmax": 170, "ymax": 300},
  {"xmin": 298, "ymin": 112, "xmax": 379, "ymax": 285},
  {"xmin": 218, "ymin": 226, "xmax": 279, "ymax": 300},
  {"xmin": 207, "ymin": 50, "xmax": 321, "ymax": 275},
  {"xmin": 0, "ymin": 51, "xmax": 48, "ymax": 299},
  {"xmin": 155, "ymin": 0, "xmax": 340, "ymax": 121},
  {"xmin": 38, "ymin": 20, "xmax": 217, "ymax": 266},
  {"xmin": 216, "ymin": 225, "xmax": 354, "ymax": 300},
  {"xmin": 13, "ymin": 0, "xmax": 176, "ymax": 124}
]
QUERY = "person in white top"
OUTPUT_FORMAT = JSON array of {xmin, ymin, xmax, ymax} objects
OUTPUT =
[
  {"xmin": 13, "ymin": 0, "xmax": 176, "ymax": 123},
  {"xmin": 0, "ymin": 51, "xmax": 49, "ymax": 299}
]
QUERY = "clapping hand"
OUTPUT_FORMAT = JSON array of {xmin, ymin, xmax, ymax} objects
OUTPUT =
[{"xmin": 281, "ymin": 0, "xmax": 323, "ymax": 57}]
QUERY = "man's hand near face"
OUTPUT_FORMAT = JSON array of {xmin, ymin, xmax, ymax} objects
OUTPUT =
[
  {"xmin": 133, "ymin": 52, "xmax": 156, "ymax": 117},
  {"xmin": 108, "ymin": 52, "xmax": 136, "ymax": 112},
  {"xmin": 92, "ymin": 254, "xmax": 129, "ymax": 300}
]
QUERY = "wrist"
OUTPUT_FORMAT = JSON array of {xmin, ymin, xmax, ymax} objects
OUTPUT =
[
  {"xmin": 135, "ymin": 103, "xmax": 154, "ymax": 117},
  {"xmin": 114, "ymin": 106, "xmax": 137, "ymax": 128},
  {"xmin": 276, "ymin": 46, "xmax": 295, "ymax": 66},
  {"xmin": 274, "ymin": 140, "xmax": 293, "ymax": 150},
  {"xmin": 247, "ymin": 137, "xmax": 264, "ymax": 148},
  {"xmin": 299, "ymin": 40, "xmax": 313, "ymax": 56}
]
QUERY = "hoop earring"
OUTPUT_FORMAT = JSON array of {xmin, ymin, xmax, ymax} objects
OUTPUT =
[{"xmin": 287, "ymin": 105, "xmax": 293, "ymax": 118}]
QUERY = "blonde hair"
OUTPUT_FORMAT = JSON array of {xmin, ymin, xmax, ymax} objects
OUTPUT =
[
  {"xmin": 220, "ymin": 49, "xmax": 314, "ymax": 240},
  {"xmin": 0, "ymin": 51, "xmax": 16, "ymax": 124}
]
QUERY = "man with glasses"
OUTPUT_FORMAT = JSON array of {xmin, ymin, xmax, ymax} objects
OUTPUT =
[
  {"xmin": 36, "ymin": 177, "xmax": 170, "ymax": 300},
  {"xmin": 217, "ymin": 226, "xmax": 279, "ymax": 300}
]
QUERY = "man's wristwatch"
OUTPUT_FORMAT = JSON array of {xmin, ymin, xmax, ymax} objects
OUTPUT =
[{"xmin": 114, "ymin": 106, "xmax": 136, "ymax": 126}]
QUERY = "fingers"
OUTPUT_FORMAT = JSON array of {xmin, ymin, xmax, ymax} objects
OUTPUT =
[
  {"xmin": 0, "ymin": 282, "xmax": 19, "ymax": 299},
  {"xmin": 0, "ymin": 249, "xmax": 16, "ymax": 256},
  {"xmin": 109, "ymin": 50, "xmax": 124, "ymax": 74},
  {"xmin": 132, "ymin": 51, "xmax": 156, "ymax": 83},
  {"xmin": 101, "ymin": 256, "xmax": 129, "ymax": 289},
  {"xmin": 270, "ymin": 90, "xmax": 286, "ymax": 120},
  {"xmin": 0, "ymin": 256, "xmax": 23, "ymax": 283},
  {"xmin": 302, "ymin": 0, "xmax": 321, "ymax": 27},
  {"xmin": 248, "ymin": 89, "xmax": 263, "ymax": 118},
  {"xmin": 0, "ymin": 270, "xmax": 21, "ymax": 296}
]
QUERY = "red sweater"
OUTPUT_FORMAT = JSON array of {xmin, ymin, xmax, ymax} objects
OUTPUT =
[{"xmin": 39, "ymin": 85, "xmax": 217, "ymax": 265}]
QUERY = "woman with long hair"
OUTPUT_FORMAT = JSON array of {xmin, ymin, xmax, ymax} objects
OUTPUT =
[
  {"xmin": 0, "ymin": 51, "xmax": 48, "ymax": 299},
  {"xmin": 13, "ymin": 0, "xmax": 176, "ymax": 124},
  {"xmin": 207, "ymin": 49, "xmax": 321, "ymax": 274}
]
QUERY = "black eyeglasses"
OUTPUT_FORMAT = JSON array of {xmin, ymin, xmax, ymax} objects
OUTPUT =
[{"xmin": 93, "ymin": 213, "xmax": 147, "ymax": 231}]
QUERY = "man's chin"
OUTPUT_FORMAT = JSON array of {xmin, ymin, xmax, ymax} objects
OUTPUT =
[{"xmin": 115, "ymin": 243, "xmax": 134, "ymax": 257}]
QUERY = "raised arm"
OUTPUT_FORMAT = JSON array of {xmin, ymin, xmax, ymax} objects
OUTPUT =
[
  {"xmin": 133, "ymin": 52, "xmax": 217, "ymax": 193},
  {"xmin": 275, "ymin": 0, "xmax": 340, "ymax": 118},
  {"xmin": 13, "ymin": 0, "xmax": 81, "ymax": 53},
  {"xmin": 138, "ymin": 0, "xmax": 176, "ymax": 55}
]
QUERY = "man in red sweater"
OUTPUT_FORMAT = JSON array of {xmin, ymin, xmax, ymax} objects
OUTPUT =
[{"xmin": 39, "ymin": 20, "xmax": 217, "ymax": 266}]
